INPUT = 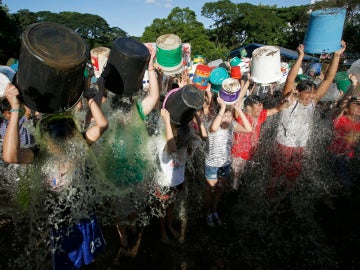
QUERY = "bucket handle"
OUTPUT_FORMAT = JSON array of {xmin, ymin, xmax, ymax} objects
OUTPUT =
[{"xmin": 162, "ymin": 87, "xmax": 181, "ymax": 109}]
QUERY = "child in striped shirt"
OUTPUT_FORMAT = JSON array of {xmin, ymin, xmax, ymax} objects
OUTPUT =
[{"xmin": 203, "ymin": 96, "xmax": 252, "ymax": 227}]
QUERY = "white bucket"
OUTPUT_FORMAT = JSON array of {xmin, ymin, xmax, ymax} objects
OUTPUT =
[
  {"xmin": 251, "ymin": 46, "xmax": 282, "ymax": 84},
  {"xmin": 90, "ymin": 47, "xmax": 111, "ymax": 78}
]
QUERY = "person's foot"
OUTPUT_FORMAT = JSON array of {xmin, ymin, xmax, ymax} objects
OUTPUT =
[
  {"xmin": 212, "ymin": 212, "xmax": 223, "ymax": 226},
  {"xmin": 207, "ymin": 213, "xmax": 215, "ymax": 227}
]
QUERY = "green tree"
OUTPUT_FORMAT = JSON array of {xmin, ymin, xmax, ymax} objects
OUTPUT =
[
  {"xmin": 141, "ymin": 7, "xmax": 228, "ymax": 61},
  {"xmin": 13, "ymin": 10, "xmax": 128, "ymax": 49},
  {"xmin": 0, "ymin": 5, "xmax": 20, "ymax": 63}
]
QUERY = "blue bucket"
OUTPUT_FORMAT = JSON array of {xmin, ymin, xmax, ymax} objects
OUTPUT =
[{"xmin": 304, "ymin": 8, "xmax": 346, "ymax": 54}]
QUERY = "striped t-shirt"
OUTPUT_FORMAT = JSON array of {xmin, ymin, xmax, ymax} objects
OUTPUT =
[{"xmin": 205, "ymin": 123, "xmax": 234, "ymax": 167}]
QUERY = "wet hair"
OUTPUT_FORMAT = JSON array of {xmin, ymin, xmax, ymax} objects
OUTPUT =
[
  {"xmin": 244, "ymin": 95, "xmax": 262, "ymax": 107},
  {"xmin": 40, "ymin": 117, "xmax": 77, "ymax": 141},
  {"xmin": 0, "ymin": 99, "xmax": 11, "ymax": 113},
  {"xmin": 111, "ymin": 95, "xmax": 133, "ymax": 114},
  {"xmin": 296, "ymin": 80, "xmax": 316, "ymax": 92},
  {"xmin": 349, "ymin": 96, "xmax": 360, "ymax": 105},
  {"xmin": 174, "ymin": 124, "xmax": 191, "ymax": 148}
]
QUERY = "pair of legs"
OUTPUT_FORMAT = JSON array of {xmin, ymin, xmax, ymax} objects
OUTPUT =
[
  {"xmin": 116, "ymin": 214, "xmax": 143, "ymax": 257},
  {"xmin": 204, "ymin": 164, "xmax": 231, "ymax": 225},
  {"xmin": 267, "ymin": 143, "xmax": 304, "ymax": 197},
  {"xmin": 231, "ymin": 157, "xmax": 248, "ymax": 191},
  {"xmin": 156, "ymin": 184, "xmax": 183, "ymax": 244}
]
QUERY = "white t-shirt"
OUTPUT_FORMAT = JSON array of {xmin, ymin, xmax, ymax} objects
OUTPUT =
[
  {"xmin": 276, "ymin": 100, "xmax": 315, "ymax": 147},
  {"xmin": 157, "ymin": 144, "xmax": 188, "ymax": 188}
]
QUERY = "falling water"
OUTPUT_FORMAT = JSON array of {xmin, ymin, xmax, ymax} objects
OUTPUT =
[{"xmin": 1, "ymin": 92, "xmax": 360, "ymax": 269}]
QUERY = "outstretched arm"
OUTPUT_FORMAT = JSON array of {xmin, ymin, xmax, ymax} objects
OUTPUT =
[
  {"xmin": 3, "ymin": 84, "xmax": 34, "ymax": 164},
  {"xmin": 283, "ymin": 44, "xmax": 305, "ymax": 96},
  {"xmin": 315, "ymin": 41, "xmax": 346, "ymax": 102}
]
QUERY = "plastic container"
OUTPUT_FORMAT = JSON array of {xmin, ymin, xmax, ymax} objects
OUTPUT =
[
  {"xmin": 16, "ymin": 22, "xmax": 88, "ymax": 114},
  {"xmin": 208, "ymin": 59, "xmax": 223, "ymax": 68},
  {"xmin": 163, "ymin": 85, "xmax": 204, "ymax": 125},
  {"xmin": 101, "ymin": 37, "xmax": 150, "ymax": 97},
  {"xmin": 230, "ymin": 56, "xmax": 241, "ymax": 67},
  {"xmin": 251, "ymin": 46, "xmax": 282, "ymax": 84},
  {"xmin": 90, "ymin": 47, "xmax": 110, "ymax": 78},
  {"xmin": 219, "ymin": 78, "xmax": 241, "ymax": 105},
  {"xmin": 192, "ymin": 64, "xmax": 211, "ymax": 90},
  {"xmin": 304, "ymin": 8, "xmax": 346, "ymax": 54},
  {"xmin": 209, "ymin": 67, "xmax": 229, "ymax": 93},
  {"xmin": 155, "ymin": 34, "xmax": 183, "ymax": 75},
  {"xmin": 334, "ymin": 71, "xmax": 351, "ymax": 93},
  {"xmin": 230, "ymin": 66, "xmax": 242, "ymax": 80},
  {"xmin": 193, "ymin": 54, "xmax": 206, "ymax": 64}
]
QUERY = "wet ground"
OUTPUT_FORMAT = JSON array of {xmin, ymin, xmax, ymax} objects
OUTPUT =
[
  {"xmin": 1, "ymin": 174, "xmax": 360, "ymax": 270},
  {"xmin": 90, "ymin": 183, "xmax": 360, "ymax": 270}
]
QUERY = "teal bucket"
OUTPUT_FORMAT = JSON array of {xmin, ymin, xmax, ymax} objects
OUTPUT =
[
  {"xmin": 334, "ymin": 71, "xmax": 351, "ymax": 93},
  {"xmin": 209, "ymin": 67, "xmax": 229, "ymax": 93},
  {"xmin": 304, "ymin": 8, "xmax": 346, "ymax": 54}
]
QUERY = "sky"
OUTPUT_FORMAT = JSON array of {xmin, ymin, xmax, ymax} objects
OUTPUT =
[{"xmin": 3, "ymin": 0, "xmax": 313, "ymax": 37}]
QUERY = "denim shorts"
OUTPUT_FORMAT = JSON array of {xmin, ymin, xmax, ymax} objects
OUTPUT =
[{"xmin": 205, "ymin": 163, "xmax": 232, "ymax": 181}]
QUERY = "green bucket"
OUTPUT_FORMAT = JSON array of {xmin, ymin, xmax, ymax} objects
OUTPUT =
[
  {"xmin": 156, "ymin": 34, "xmax": 182, "ymax": 72},
  {"xmin": 334, "ymin": 71, "xmax": 351, "ymax": 93}
]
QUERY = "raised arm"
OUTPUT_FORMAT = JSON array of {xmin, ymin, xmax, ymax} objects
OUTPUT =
[
  {"xmin": 209, "ymin": 97, "xmax": 226, "ymax": 133},
  {"xmin": 84, "ymin": 84, "xmax": 109, "ymax": 144},
  {"xmin": 3, "ymin": 84, "xmax": 34, "ymax": 164},
  {"xmin": 141, "ymin": 45, "xmax": 160, "ymax": 116},
  {"xmin": 233, "ymin": 100, "xmax": 252, "ymax": 133},
  {"xmin": 161, "ymin": 108, "xmax": 177, "ymax": 153},
  {"xmin": 283, "ymin": 44, "xmax": 305, "ymax": 96},
  {"xmin": 193, "ymin": 110, "xmax": 208, "ymax": 141},
  {"xmin": 234, "ymin": 78, "xmax": 250, "ymax": 119},
  {"xmin": 315, "ymin": 41, "xmax": 346, "ymax": 102}
]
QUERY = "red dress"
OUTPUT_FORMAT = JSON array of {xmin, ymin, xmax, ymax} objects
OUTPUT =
[{"xmin": 232, "ymin": 109, "xmax": 268, "ymax": 160}]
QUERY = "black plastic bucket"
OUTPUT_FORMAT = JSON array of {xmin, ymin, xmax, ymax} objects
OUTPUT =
[
  {"xmin": 101, "ymin": 37, "xmax": 150, "ymax": 97},
  {"xmin": 163, "ymin": 85, "xmax": 204, "ymax": 125},
  {"xmin": 16, "ymin": 22, "xmax": 88, "ymax": 114}
]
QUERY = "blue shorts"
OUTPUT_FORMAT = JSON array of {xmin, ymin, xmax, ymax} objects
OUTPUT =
[
  {"xmin": 205, "ymin": 164, "xmax": 232, "ymax": 181},
  {"xmin": 51, "ymin": 214, "xmax": 106, "ymax": 269}
]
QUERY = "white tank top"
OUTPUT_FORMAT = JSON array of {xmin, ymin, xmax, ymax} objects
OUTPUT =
[{"xmin": 276, "ymin": 100, "xmax": 315, "ymax": 147}]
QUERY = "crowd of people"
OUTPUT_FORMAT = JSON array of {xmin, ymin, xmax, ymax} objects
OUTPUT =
[{"xmin": 0, "ymin": 34, "xmax": 359, "ymax": 269}]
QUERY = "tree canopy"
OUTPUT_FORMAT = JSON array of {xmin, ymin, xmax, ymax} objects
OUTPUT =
[{"xmin": 0, "ymin": 0, "xmax": 359, "ymax": 64}]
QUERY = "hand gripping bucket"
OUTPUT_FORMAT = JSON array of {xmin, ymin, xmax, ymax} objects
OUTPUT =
[
  {"xmin": 16, "ymin": 22, "xmax": 88, "ymax": 114},
  {"xmin": 209, "ymin": 67, "xmax": 229, "ymax": 93},
  {"xmin": 219, "ymin": 78, "xmax": 241, "ymax": 105},
  {"xmin": 90, "ymin": 47, "xmax": 110, "ymax": 78},
  {"xmin": 155, "ymin": 34, "xmax": 183, "ymax": 76},
  {"xmin": 101, "ymin": 37, "xmax": 150, "ymax": 97},
  {"xmin": 192, "ymin": 64, "xmax": 211, "ymax": 90},
  {"xmin": 304, "ymin": 8, "xmax": 346, "ymax": 54},
  {"xmin": 251, "ymin": 46, "xmax": 282, "ymax": 84},
  {"xmin": 163, "ymin": 85, "xmax": 204, "ymax": 125}
]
